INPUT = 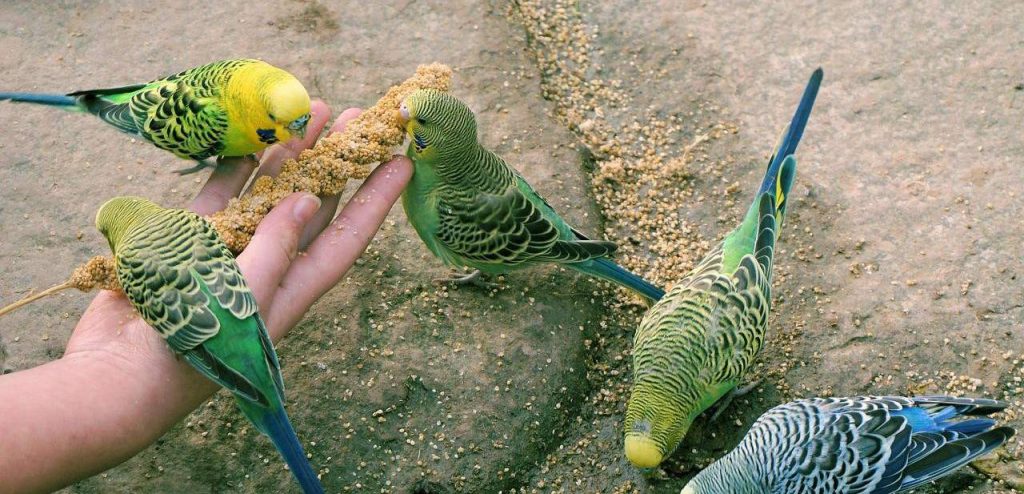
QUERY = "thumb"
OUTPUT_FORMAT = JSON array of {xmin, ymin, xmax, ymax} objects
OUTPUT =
[{"xmin": 235, "ymin": 192, "xmax": 322, "ymax": 307}]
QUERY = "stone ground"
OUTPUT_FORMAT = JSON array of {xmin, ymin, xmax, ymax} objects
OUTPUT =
[{"xmin": 0, "ymin": 1, "xmax": 1021, "ymax": 493}]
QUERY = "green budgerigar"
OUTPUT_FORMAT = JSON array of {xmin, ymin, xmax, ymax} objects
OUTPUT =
[
  {"xmin": 398, "ymin": 89, "xmax": 664, "ymax": 302},
  {"xmin": 95, "ymin": 197, "xmax": 323, "ymax": 494},
  {"xmin": 624, "ymin": 68, "xmax": 823, "ymax": 468},
  {"xmin": 0, "ymin": 58, "xmax": 311, "ymax": 174}
]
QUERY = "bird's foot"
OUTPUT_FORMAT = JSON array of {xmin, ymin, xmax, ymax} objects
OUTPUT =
[
  {"xmin": 173, "ymin": 159, "xmax": 215, "ymax": 175},
  {"xmin": 708, "ymin": 379, "xmax": 763, "ymax": 422},
  {"xmin": 433, "ymin": 270, "xmax": 497, "ymax": 289}
]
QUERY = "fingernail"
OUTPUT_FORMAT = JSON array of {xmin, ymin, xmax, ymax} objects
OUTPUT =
[{"xmin": 293, "ymin": 194, "xmax": 321, "ymax": 222}]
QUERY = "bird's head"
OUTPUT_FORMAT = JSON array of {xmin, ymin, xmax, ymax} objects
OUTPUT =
[
  {"xmin": 95, "ymin": 196, "xmax": 162, "ymax": 254},
  {"xmin": 398, "ymin": 89, "xmax": 477, "ymax": 161},
  {"xmin": 256, "ymin": 67, "xmax": 311, "ymax": 145},
  {"xmin": 623, "ymin": 382, "xmax": 693, "ymax": 469}
]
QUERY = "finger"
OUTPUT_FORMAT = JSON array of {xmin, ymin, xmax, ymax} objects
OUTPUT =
[
  {"xmin": 189, "ymin": 156, "xmax": 258, "ymax": 215},
  {"xmin": 269, "ymin": 156, "xmax": 412, "ymax": 332},
  {"xmin": 328, "ymin": 108, "xmax": 363, "ymax": 135},
  {"xmin": 299, "ymin": 107, "xmax": 363, "ymax": 249},
  {"xmin": 235, "ymin": 192, "xmax": 322, "ymax": 312},
  {"xmin": 249, "ymin": 100, "xmax": 332, "ymax": 187},
  {"xmin": 300, "ymin": 195, "xmax": 342, "ymax": 250}
]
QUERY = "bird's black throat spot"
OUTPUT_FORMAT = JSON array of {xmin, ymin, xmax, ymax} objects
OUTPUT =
[
  {"xmin": 256, "ymin": 128, "xmax": 279, "ymax": 144},
  {"xmin": 414, "ymin": 133, "xmax": 427, "ymax": 153}
]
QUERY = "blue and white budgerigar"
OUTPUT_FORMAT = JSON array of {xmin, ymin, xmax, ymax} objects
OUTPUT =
[{"xmin": 682, "ymin": 395, "xmax": 1015, "ymax": 493}]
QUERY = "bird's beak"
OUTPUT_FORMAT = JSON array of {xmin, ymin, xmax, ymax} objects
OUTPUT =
[{"xmin": 294, "ymin": 125, "xmax": 307, "ymax": 139}]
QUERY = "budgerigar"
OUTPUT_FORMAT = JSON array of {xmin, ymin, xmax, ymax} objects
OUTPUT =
[
  {"xmin": 682, "ymin": 395, "xmax": 1015, "ymax": 493},
  {"xmin": 624, "ymin": 68, "xmax": 823, "ymax": 468},
  {"xmin": 398, "ymin": 89, "xmax": 665, "ymax": 302},
  {"xmin": 1, "ymin": 59, "xmax": 310, "ymax": 174},
  {"xmin": 95, "ymin": 197, "xmax": 323, "ymax": 494}
]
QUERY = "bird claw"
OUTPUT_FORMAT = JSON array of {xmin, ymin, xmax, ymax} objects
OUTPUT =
[
  {"xmin": 433, "ymin": 270, "xmax": 498, "ymax": 289},
  {"xmin": 708, "ymin": 379, "xmax": 763, "ymax": 422}
]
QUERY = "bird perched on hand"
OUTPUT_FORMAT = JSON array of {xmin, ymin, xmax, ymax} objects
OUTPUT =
[
  {"xmin": 1, "ymin": 59, "xmax": 311, "ymax": 174},
  {"xmin": 95, "ymin": 196, "xmax": 323, "ymax": 494},
  {"xmin": 682, "ymin": 395, "xmax": 1015, "ymax": 493},
  {"xmin": 624, "ymin": 68, "xmax": 823, "ymax": 468},
  {"xmin": 397, "ymin": 89, "xmax": 664, "ymax": 302}
]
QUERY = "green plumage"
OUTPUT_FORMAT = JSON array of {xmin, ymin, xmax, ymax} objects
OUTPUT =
[
  {"xmin": 623, "ymin": 69, "xmax": 822, "ymax": 468},
  {"xmin": 400, "ymin": 89, "xmax": 664, "ymax": 301},
  {"xmin": 71, "ymin": 59, "xmax": 240, "ymax": 161},
  {"xmin": 95, "ymin": 197, "xmax": 322, "ymax": 493}
]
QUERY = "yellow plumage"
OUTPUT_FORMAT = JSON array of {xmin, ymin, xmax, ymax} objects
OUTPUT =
[{"xmin": 219, "ymin": 60, "xmax": 312, "ymax": 157}]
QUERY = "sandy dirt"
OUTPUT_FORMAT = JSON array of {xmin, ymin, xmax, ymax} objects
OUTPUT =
[{"xmin": 0, "ymin": 1, "xmax": 1021, "ymax": 493}]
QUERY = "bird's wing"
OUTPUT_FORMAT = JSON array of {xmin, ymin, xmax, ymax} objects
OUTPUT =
[
  {"xmin": 117, "ymin": 214, "xmax": 221, "ymax": 352},
  {"xmin": 118, "ymin": 210, "xmax": 271, "ymax": 405},
  {"xmin": 436, "ymin": 180, "xmax": 614, "ymax": 267},
  {"xmin": 762, "ymin": 397, "xmax": 912, "ymax": 494},
  {"xmin": 126, "ymin": 77, "xmax": 229, "ymax": 160},
  {"xmin": 632, "ymin": 244, "xmax": 770, "ymax": 397},
  {"xmin": 66, "ymin": 83, "xmax": 148, "ymax": 135}
]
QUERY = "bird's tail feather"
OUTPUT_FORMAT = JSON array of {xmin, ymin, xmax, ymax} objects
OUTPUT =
[
  {"xmin": 0, "ymin": 92, "xmax": 79, "ymax": 108},
  {"xmin": 945, "ymin": 418, "xmax": 997, "ymax": 435},
  {"xmin": 756, "ymin": 68, "xmax": 822, "ymax": 198},
  {"xmin": 573, "ymin": 257, "xmax": 665, "ymax": 302},
  {"xmin": 900, "ymin": 427, "xmax": 1015, "ymax": 491},
  {"xmin": 250, "ymin": 405, "xmax": 325, "ymax": 494}
]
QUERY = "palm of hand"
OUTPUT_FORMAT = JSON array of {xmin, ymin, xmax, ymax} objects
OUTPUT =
[{"xmin": 63, "ymin": 101, "xmax": 412, "ymax": 407}]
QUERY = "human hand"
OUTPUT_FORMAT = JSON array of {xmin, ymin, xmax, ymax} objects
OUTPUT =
[{"xmin": 0, "ymin": 101, "xmax": 412, "ymax": 493}]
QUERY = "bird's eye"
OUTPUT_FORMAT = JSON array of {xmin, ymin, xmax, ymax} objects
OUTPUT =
[
  {"xmin": 288, "ymin": 114, "xmax": 311, "ymax": 130},
  {"xmin": 416, "ymin": 117, "xmax": 427, "ymax": 125},
  {"xmin": 268, "ymin": 112, "xmax": 276, "ymax": 120}
]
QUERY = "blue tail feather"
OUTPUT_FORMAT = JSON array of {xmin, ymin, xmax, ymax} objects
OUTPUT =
[
  {"xmin": 573, "ymin": 257, "xmax": 665, "ymax": 302},
  {"xmin": 757, "ymin": 68, "xmax": 823, "ymax": 196},
  {"xmin": 897, "ymin": 404, "xmax": 996, "ymax": 436},
  {"xmin": 944, "ymin": 418, "xmax": 997, "ymax": 435},
  {"xmin": 257, "ymin": 406, "xmax": 325, "ymax": 494},
  {"xmin": 0, "ymin": 92, "xmax": 79, "ymax": 107},
  {"xmin": 896, "ymin": 407, "xmax": 942, "ymax": 432}
]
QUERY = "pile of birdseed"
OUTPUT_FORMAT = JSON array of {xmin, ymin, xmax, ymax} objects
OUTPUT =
[{"xmin": 506, "ymin": 1, "xmax": 738, "ymax": 491}]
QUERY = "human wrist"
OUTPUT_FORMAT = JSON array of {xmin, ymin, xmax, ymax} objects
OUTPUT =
[
  {"xmin": 0, "ymin": 354, "xmax": 166, "ymax": 492},
  {"xmin": 58, "ymin": 333, "xmax": 220, "ymax": 451}
]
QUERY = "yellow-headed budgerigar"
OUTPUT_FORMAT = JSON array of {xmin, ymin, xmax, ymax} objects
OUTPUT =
[
  {"xmin": 397, "ymin": 89, "xmax": 665, "ymax": 302},
  {"xmin": 624, "ymin": 68, "xmax": 823, "ymax": 468},
  {"xmin": 95, "ymin": 196, "xmax": 323, "ymax": 494},
  {"xmin": 682, "ymin": 395, "xmax": 1014, "ymax": 493},
  {"xmin": 0, "ymin": 59, "xmax": 310, "ymax": 174}
]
